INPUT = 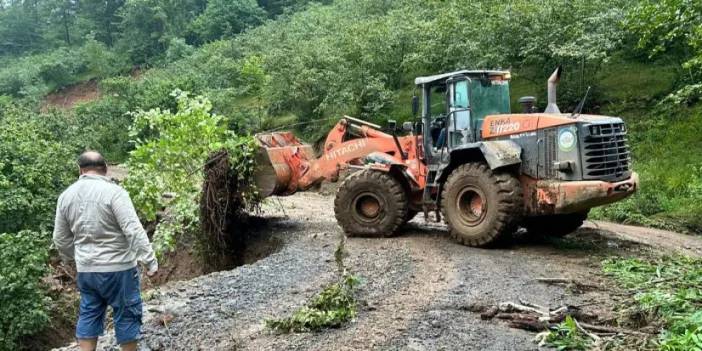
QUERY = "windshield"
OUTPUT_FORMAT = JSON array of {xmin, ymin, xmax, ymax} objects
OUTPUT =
[{"xmin": 469, "ymin": 79, "xmax": 510, "ymax": 131}]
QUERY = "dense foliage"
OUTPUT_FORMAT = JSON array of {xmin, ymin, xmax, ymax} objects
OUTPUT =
[
  {"xmin": 0, "ymin": 231, "xmax": 50, "ymax": 351},
  {"xmin": 0, "ymin": 0, "xmax": 322, "ymax": 58},
  {"xmin": 592, "ymin": 0, "xmax": 702, "ymax": 231},
  {"xmin": 0, "ymin": 103, "xmax": 76, "ymax": 349},
  {"xmin": 0, "ymin": 105, "xmax": 75, "ymax": 234}
]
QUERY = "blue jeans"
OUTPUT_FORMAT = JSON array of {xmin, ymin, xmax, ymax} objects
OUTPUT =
[{"xmin": 76, "ymin": 267, "xmax": 143, "ymax": 344}]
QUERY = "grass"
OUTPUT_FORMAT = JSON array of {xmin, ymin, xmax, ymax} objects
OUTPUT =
[
  {"xmin": 593, "ymin": 104, "xmax": 702, "ymax": 234},
  {"xmin": 543, "ymin": 256, "xmax": 702, "ymax": 350},
  {"xmin": 596, "ymin": 56, "xmax": 677, "ymax": 104},
  {"xmin": 545, "ymin": 315, "xmax": 593, "ymax": 351},
  {"xmin": 602, "ymin": 256, "xmax": 702, "ymax": 350}
]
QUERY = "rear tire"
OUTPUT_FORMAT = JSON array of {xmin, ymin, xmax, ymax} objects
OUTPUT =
[
  {"xmin": 523, "ymin": 211, "xmax": 588, "ymax": 237},
  {"xmin": 441, "ymin": 163, "xmax": 522, "ymax": 247},
  {"xmin": 334, "ymin": 170, "xmax": 408, "ymax": 237}
]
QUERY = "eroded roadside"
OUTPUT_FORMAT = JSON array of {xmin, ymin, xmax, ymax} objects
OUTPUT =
[{"xmin": 53, "ymin": 192, "xmax": 697, "ymax": 351}]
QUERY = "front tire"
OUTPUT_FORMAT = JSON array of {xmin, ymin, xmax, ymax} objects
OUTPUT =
[
  {"xmin": 523, "ymin": 211, "xmax": 588, "ymax": 237},
  {"xmin": 441, "ymin": 163, "xmax": 522, "ymax": 247},
  {"xmin": 334, "ymin": 170, "xmax": 408, "ymax": 237}
]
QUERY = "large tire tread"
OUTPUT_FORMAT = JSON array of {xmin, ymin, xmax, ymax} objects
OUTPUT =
[
  {"xmin": 334, "ymin": 170, "xmax": 408, "ymax": 237},
  {"xmin": 441, "ymin": 163, "xmax": 523, "ymax": 247}
]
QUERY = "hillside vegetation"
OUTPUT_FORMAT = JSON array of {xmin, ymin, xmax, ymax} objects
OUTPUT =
[{"xmin": 1, "ymin": 0, "xmax": 702, "ymax": 349}]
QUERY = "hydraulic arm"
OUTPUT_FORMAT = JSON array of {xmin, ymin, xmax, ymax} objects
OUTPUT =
[{"xmin": 253, "ymin": 117, "xmax": 425, "ymax": 197}]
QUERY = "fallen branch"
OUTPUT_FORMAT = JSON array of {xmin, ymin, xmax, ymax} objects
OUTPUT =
[
  {"xmin": 498, "ymin": 301, "xmax": 549, "ymax": 317},
  {"xmin": 519, "ymin": 298, "xmax": 548, "ymax": 313},
  {"xmin": 535, "ymin": 277, "xmax": 602, "ymax": 290},
  {"xmin": 578, "ymin": 322, "xmax": 654, "ymax": 336},
  {"xmin": 535, "ymin": 277, "xmax": 573, "ymax": 284},
  {"xmin": 574, "ymin": 318, "xmax": 602, "ymax": 348},
  {"xmin": 483, "ymin": 300, "xmax": 650, "ymax": 338}
]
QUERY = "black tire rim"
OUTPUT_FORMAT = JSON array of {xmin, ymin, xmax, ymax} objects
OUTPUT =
[{"xmin": 456, "ymin": 186, "xmax": 487, "ymax": 226}]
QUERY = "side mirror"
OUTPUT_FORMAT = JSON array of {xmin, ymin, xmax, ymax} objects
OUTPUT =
[
  {"xmin": 411, "ymin": 96, "xmax": 419, "ymax": 117},
  {"xmin": 402, "ymin": 121, "xmax": 413, "ymax": 133}
]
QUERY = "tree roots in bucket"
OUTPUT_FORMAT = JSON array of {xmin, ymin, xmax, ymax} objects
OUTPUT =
[{"xmin": 200, "ymin": 149, "xmax": 249, "ymax": 270}]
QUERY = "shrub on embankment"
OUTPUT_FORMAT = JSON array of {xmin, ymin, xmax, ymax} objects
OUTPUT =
[
  {"xmin": 0, "ymin": 104, "xmax": 75, "ymax": 350},
  {"xmin": 123, "ymin": 91, "xmax": 259, "ymax": 267},
  {"xmin": 0, "ymin": 231, "xmax": 50, "ymax": 351}
]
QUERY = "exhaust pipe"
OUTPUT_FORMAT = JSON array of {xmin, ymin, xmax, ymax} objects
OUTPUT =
[{"xmin": 545, "ymin": 66, "xmax": 562, "ymax": 114}]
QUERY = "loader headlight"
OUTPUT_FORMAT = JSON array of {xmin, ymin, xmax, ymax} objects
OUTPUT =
[{"xmin": 558, "ymin": 128, "xmax": 577, "ymax": 152}]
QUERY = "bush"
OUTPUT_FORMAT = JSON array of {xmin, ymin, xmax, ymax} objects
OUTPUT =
[
  {"xmin": 544, "ymin": 315, "xmax": 592, "ymax": 351},
  {"xmin": 603, "ymin": 256, "xmax": 702, "ymax": 350},
  {"xmin": 81, "ymin": 38, "xmax": 128, "ymax": 79},
  {"xmin": 0, "ymin": 49, "xmax": 88, "ymax": 99},
  {"xmin": 123, "ymin": 91, "xmax": 257, "ymax": 255},
  {"xmin": 0, "ymin": 230, "xmax": 50, "ymax": 351},
  {"xmin": 164, "ymin": 37, "xmax": 195, "ymax": 63},
  {"xmin": 71, "ymin": 97, "xmax": 133, "ymax": 162},
  {"xmin": 0, "ymin": 105, "xmax": 76, "ymax": 234},
  {"xmin": 266, "ymin": 275, "xmax": 359, "ymax": 333}
]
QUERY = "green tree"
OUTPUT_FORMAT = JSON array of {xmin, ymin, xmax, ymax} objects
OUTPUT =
[
  {"xmin": 257, "ymin": 0, "xmax": 327, "ymax": 18},
  {"xmin": 116, "ymin": 0, "xmax": 207, "ymax": 64},
  {"xmin": 42, "ymin": 0, "xmax": 79, "ymax": 45},
  {"xmin": 0, "ymin": 1, "xmax": 45, "ymax": 56},
  {"xmin": 78, "ymin": 0, "xmax": 125, "ymax": 46},
  {"xmin": 117, "ymin": 0, "xmax": 170, "ymax": 63},
  {"xmin": 626, "ymin": 0, "xmax": 702, "ymax": 102},
  {"xmin": 81, "ymin": 36, "xmax": 128, "ymax": 78},
  {"xmin": 191, "ymin": 0, "xmax": 266, "ymax": 43}
]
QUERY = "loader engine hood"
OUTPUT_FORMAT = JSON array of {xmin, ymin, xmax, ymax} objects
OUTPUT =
[
  {"xmin": 481, "ymin": 113, "xmax": 622, "ymax": 139},
  {"xmin": 482, "ymin": 113, "xmax": 631, "ymax": 183}
]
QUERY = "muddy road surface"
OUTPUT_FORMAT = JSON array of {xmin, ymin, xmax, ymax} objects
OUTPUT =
[{"xmin": 55, "ymin": 192, "xmax": 697, "ymax": 351}]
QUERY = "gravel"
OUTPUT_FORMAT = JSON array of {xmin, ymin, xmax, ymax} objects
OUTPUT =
[{"xmin": 53, "ymin": 192, "xmax": 643, "ymax": 351}]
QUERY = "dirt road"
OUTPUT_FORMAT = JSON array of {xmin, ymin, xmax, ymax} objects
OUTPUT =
[{"xmin": 54, "ymin": 192, "xmax": 701, "ymax": 351}]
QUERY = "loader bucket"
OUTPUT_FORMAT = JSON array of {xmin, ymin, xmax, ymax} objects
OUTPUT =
[{"xmin": 254, "ymin": 132, "xmax": 316, "ymax": 197}]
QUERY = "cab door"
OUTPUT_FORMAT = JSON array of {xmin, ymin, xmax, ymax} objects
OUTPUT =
[{"xmin": 447, "ymin": 78, "xmax": 472, "ymax": 148}]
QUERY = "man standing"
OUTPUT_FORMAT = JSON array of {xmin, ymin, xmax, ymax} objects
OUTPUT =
[{"xmin": 53, "ymin": 151, "xmax": 158, "ymax": 351}]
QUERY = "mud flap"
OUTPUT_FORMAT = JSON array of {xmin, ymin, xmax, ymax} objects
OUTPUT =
[
  {"xmin": 479, "ymin": 140, "xmax": 522, "ymax": 170},
  {"xmin": 361, "ymin": 152, "xmax": 421, "ymax": 189}
]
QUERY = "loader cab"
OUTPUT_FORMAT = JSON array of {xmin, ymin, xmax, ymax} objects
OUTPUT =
[{"xmin": 414, "ymin": 70, "xmax": 511, "ymax": 157}]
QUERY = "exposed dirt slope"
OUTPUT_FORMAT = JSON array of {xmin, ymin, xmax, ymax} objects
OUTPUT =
[
  {"xmin": 41, "ymin": 80, "xmax": 100, "ymax": 112},
  {"xmin": 53, "ymin": 192, "xmax": 702, "ymax": 351}
]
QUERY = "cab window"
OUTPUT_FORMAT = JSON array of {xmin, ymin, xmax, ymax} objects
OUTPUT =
[{"xmin": 454, "ymin": 80, "xmax": 469, "ymax": 109}]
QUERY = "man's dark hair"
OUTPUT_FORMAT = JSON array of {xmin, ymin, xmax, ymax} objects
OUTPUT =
[{"xmin": 77, "ymin": 151, "xmax": 108, "ymax": 174}]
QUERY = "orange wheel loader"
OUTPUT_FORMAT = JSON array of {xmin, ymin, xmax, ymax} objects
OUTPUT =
[{"xmin": 253, "ymin": 67, "xmax": 639, "ymax": 246}]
